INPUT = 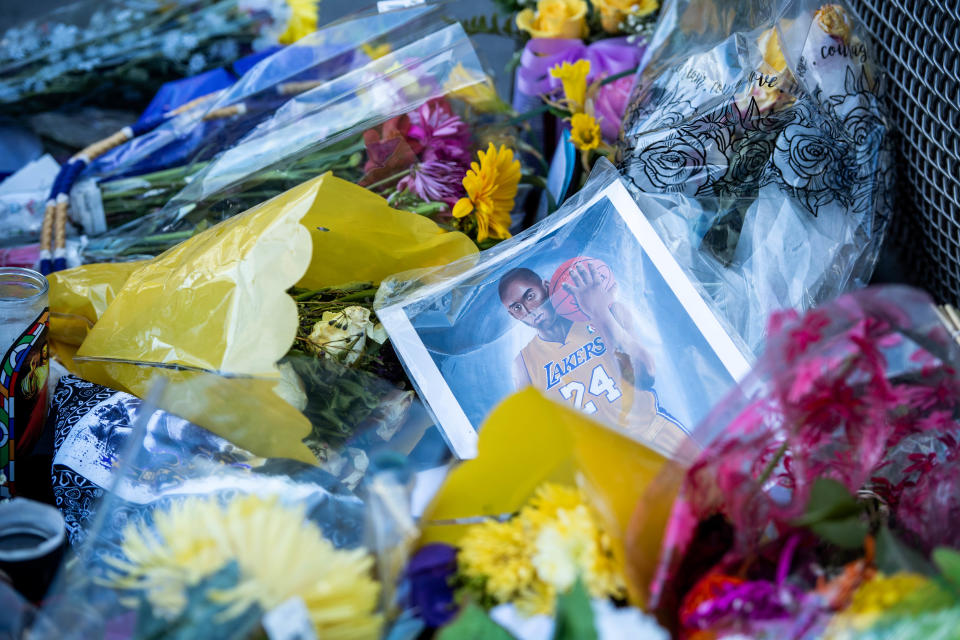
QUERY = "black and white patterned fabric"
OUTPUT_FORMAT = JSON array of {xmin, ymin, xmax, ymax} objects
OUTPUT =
[{"xmin": 50, "ymin": 375, "xmax": 366, "ymax": 549}]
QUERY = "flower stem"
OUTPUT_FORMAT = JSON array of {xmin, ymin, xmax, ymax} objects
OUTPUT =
[
  {"xmin": 757, "ymin": 440, "xmax": 789, "ymax": 487},
  {"xmin": 364, "ymin": 168, "xmax": 411, "ymax": 192}
]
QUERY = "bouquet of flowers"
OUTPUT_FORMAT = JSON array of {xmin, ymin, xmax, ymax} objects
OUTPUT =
[
  {"xmin": 79, "ymin": 21, "xmax": 541, "ymax": 263},
  {"xmin": 481, "ymin": 0, "xmax": 650, "ymax": 176},
  {"xmin": 69, "ymin": 4, "xmax": 448, "ymax": 235},
  {"xmin": 629, "ymin": 286, "xmax": 960, "ymax": 639},
  {"xmin": 385, "ymin": 388, "xmax": 683, "ymax": 638},
  {"xmin": 617, "ymin": 0, "xmax": 893, "ymax": 352},
  {"xmin": 47, "ymin": 171, "xmax": 477, "ymax": 485},
  {"xmin": 38, "ymin": 373, "xmax": 416, "ymax": 640},
  {"xmin": 0, "ymin": 0, "xmax": 292, "ymax": 119}
]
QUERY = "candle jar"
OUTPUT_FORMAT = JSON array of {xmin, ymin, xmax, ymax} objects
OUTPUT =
[
  {"xmin": 0, "ymin": 498, "xmax": 65, "ymax": 603},
  {"xmin": 0, "ymin": 268, "xmax": 49, "ymax": 499}
]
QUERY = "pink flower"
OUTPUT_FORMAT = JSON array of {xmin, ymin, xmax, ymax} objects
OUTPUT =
[
  {"xmin": 783, "ymin": 310, "xmax": 831, "ymax": 363},
  {"xmin": 592, "ymin": 75, "xmax": 635, "ymax": 142},
  {"xmin": 407, "ymin": 98, "xmax": 471, "ymax": 164}
]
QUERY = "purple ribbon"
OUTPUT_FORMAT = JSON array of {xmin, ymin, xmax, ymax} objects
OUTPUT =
[{"xmin": 513, "ymin": 37, "xmax": 644, "ymax": 110}]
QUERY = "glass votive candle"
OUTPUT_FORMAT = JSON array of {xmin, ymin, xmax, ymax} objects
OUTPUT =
[{"xmin": 0, "ymin": 268, "xmax": 49, "ymax": 498}]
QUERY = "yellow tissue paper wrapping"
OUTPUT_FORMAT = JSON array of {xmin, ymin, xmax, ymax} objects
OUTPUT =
[
  {"xmin": 419, "ymin": 388, "xmax": 680, "ymax": 607},
  {"xmin": 48, "ymin": 172, "xmax": 477, "ymax": 463}
]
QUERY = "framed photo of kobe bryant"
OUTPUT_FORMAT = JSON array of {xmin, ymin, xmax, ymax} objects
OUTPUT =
[{"xmin": 377, "ymin": 171, "xmax": 753, "ymax": 460}]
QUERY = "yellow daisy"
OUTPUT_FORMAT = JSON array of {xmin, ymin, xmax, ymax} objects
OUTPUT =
[{"xmin": 453, "ymin": 143, "xmax": 521, "ymax": 243}]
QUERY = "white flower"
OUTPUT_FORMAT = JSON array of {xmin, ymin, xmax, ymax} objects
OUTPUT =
[
  {"xmin": 531, "ymin": 506, "xmax": 598, "ymax": 593},
  {"xmin": 307, "ymin": 306, "xmax": 376, "ymax": 365},
  {"xmin": 490, "ymin": 599, "xmax": 669, "ymax": 640}
]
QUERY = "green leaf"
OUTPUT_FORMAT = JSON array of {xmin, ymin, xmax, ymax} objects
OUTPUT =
[
  {"xmin": 933, "ymin": 547, "xmax": 960, "ymax": 590},
  {"xmin": 810, "ymin": 516, "xmax": 868, "ymax": 549},
  {"xmin": 792, "ymin": 478, "xmax": 862, "ymax": 526},
  {"xmin": 438, "ymin": 603, "xmax": 516, "ymax": 640},
  {"xmin": 876, "ymin": 526, "xmax": 934, "ymax": 576},
  {"xmin": 553, "ymin": 579, "xmax": 597, "ymax": 640}
]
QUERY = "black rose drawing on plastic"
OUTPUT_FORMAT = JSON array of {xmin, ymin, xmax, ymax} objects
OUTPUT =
[
  {"xmin": 722, "ymin": 134, "xmax": 775, "ymax": 193},
  {"xmin": 834, "ymin": 95, "xmax": 885, "ymax": 167},
  {"xmin": 773, "ymin": 124, "xmax": 838, "ymax": 185},
  {"xmin": 624, "ymin": 135, "xmax": 728, "ymax": 195}
]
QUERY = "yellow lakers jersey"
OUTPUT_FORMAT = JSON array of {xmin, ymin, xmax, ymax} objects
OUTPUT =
[{"xmin": 519, "ymin": 321, "xmax": 687, "ymax": 453}]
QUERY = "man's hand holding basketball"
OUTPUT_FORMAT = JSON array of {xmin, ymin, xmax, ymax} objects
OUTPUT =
[{"xmin": 562, "ymin": 262, "xmax": 616, "ymax": 322}]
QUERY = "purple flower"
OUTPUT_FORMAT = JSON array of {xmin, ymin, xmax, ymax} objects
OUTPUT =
[
  {"xmin": 406, "ymin": 543, "xmax": 459, "ymax": 628},
  {"xmin": 397, "ymin": 160, "xmax": 466, "ymax": 208}
]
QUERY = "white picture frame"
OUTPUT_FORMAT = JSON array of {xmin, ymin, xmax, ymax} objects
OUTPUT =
[{"xmin": 379, "ymin": 178, "xmax": 753, "ymax": 459}]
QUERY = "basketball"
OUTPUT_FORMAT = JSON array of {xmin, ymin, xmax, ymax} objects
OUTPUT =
[{"xmin": 548, "ymin": 256, "xmax": 615, "ymax": 322}]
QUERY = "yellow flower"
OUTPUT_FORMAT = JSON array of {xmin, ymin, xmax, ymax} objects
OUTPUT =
[
  {"xmin": 815, "ymin": 4, "xmax": 852, "ymax": 42},
  {"xmin": 591, "ymin": 0, "xmax": 659, "ymax": 33},
  {"xmin": 550, "ymin": 59, "xmax": 591, "ymax": 113},
  {"xmin": 516, "ymin": 0, "xmax": 588, "ymax": 39},
  {"xmin": 444, "ymin": 63, "xmax": 510, "ymax": 114},
  {"xmin": 459, "ymin": 517, "xmax": 537, "ymax": 603},
  {"xmin": 524, "ymin": 483, "xmax": 584, "ymax": 525},
  {"xmin": 278, "ymin": 0, "xmax": 319, "ymax": 45},
  {"xmin": 758, "ymin": 26, "xmax": 788, "ymax": 73},
  {"xmin": 834, "ymin": 573, "xmax": 931, "ymax": 632},
  {"xmin": 570, "ymin": 112, "xmax": 602, "ymax": 151},
  {"xmin": 453, "ymin": 144, "xmax": 521, "ymax": 243},
  {"xmin": 361, "ymin": 42, "xmax": 391, "ymax": 61},
  {"xmin": 458, "ymin": 482, "xmax": 626, "ymax": 615},
  {"xmin": 102, "ymin": 495, "xmax": 382, "ymax": 638},
  {"xmin": 532, "ymin": 506, "xmax": 599, "ymax": 592}
]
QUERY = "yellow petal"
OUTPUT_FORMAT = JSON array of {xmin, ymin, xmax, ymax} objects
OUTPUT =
[{"xmin": 452, "ymin": 197, "xmax": 475, "ymax": 219}]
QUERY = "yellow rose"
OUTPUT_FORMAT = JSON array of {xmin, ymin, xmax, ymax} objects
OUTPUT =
[
  {"xmin": 758, "ymin": 26, "xmax": 787, "ymax": 73},
  {"xmin": 815, "ymin": 4, "xmax": 852, "ymax": 42},
  {"xmin": 590, "ymin": 0, "xmax": 659, "ymax": 34},
  {"xmin": 516, "ymin": 0, "xmax": 588, "ymax": 39}
]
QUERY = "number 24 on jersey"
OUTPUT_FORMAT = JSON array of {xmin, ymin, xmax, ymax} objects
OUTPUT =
[{"xmin": 557, "ymin": 364, "xmax": 621, "ymax": 415}]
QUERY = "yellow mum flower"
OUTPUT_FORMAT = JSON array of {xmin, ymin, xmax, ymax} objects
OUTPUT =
[
  {"xmin": 516, "ymin": 0, "xmax": 588, "ymax": 39},
  {"xmin": 570, "ymin": 113, "xmax": 602, "ymax": 151},
  {"xmin": 550, "ymin": 59, "xmax": 591, "ymax": 113},
  {"xmin": 459, "ymin": 517, "xmax": 537, "ymax": 603},
  {"xmin": 102, "ymin": 495, "xmax": 382, "ymax": 639},
  {"xmin": 591, "ymin": 0, "xmax": 659, "ymax": 33},
  {"xmin": 278, "ymin": 0, "xmax": 319, "ymax": 45},
  {"xmin": 523, "ymin": 483, "xmax": 584, "ymax": 526},
  {"xmin": 453, "ymin": 144, "xmax": 521, "ymax": 243},
  {"xmin": 458, "ymin": 483, "xmax": 626, "ymax": 615}
]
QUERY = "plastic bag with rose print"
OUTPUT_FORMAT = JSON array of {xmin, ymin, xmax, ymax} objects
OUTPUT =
[{"xmin": 617, "ymin": 0, "xmax": 893, "ymax": 354}]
